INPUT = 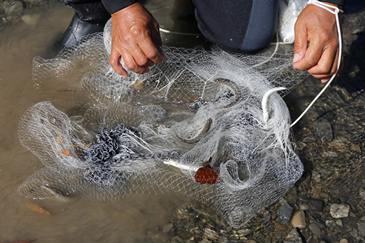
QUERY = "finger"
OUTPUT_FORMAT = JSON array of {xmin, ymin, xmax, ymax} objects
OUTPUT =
[
  {"xmin": 307, "ymin": 48, "xmax": 337, "ymax": 77},
  {"xmin": 120, "ymin": 47, "xmax": 150, "ymax": 74},
  {"xmin": 296, "ymin": 37, "xmax": 326, "ymax": 71},
  {"xmin": 129, "ymin": 43, "xmax": 155, "ymax": 67},
  {"xmin": 293, "ymin": 23, "xmax": 308, "ymax": 66},
  {"xmin": 138, "ymin": 38, "xmax": 165, "ymax": 64},
  {"xmin": 110, "ymin": 48, "xmax": 128, "ymax": 78}
]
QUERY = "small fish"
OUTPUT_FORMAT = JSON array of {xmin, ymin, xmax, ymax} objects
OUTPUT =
[
  {"xmin": 25, "ymin": 201, "xmax": 51, "ymax": 216},
  {"xmin": 175, "ymin": 118, "xmax": 212, "ymax": 144},
  {"xmin": 163, "ymin": 159, "xmax": 200, "ymax": 172},
  {"xmin": 261, "ymin": 87, "xmax": 286, "ymax": 123},
  {"xmin": 30, "ymin": 185, "xmax": 71, "ymax": 203},
  {"xmin": 214, "ymin": 78, "xmax": 242, "ymax": 108}
]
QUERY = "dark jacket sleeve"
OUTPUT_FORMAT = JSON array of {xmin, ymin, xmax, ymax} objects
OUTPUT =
[
  {"xmin": 318, "ymin": 0, "xmax": 345, "ymax": 6},
  {"xmin": 101, "ymin": 0, "xmax": 138, "ymax": 14}
]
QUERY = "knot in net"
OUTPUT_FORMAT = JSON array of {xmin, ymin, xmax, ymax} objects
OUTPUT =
[{"xmin": 18, "ymin": 18, "xmax": 307, "ymax": 228}]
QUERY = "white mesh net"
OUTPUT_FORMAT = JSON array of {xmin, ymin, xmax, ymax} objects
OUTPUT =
[{"xmin": 18, "ymin": 18, "xmax": 308, "ymax": 228}]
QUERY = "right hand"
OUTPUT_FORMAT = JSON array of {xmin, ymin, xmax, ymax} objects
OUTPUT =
[{"xmin": 110, "ymin": 2, "xmax": 165, "ymax": 78}]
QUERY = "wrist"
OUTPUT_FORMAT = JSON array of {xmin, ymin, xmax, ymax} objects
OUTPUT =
[
  {"xmin": 102, "ymin": 0, "xmax": 138, "ymax": 14},
  {"xmin": 318, "ymin": 0, "xmax": 345, "ymax": 7}
]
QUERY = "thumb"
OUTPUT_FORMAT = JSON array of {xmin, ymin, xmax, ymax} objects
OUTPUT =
[
  {"xmin": 110, "ymin": 48, "xmax": 128, "ymax": 78},
  {"xmin": 293, "ymin": 27, "xmax": 308, "ymax": 68}
]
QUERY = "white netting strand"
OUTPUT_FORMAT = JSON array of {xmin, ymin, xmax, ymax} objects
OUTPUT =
[{"xmin": 18, "ymin": 20, "xmax": 306, "ymax": 228}]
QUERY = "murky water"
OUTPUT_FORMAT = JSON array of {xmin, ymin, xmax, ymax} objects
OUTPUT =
[{"xmin": 0, "ymin": 3, "xmax": 194, "ymax": 242}]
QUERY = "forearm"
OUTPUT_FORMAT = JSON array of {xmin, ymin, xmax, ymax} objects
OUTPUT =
[{"xmin": 101, "ymin": 0, "xmax": 137, "ymax": 14}]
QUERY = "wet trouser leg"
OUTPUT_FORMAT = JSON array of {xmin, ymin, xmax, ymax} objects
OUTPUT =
[
  {"xmin": 58, "ymin": 0, "xmax": 110, "ymax": 47},
  {"xmin": 192, "ymin": 0, "xmax": 279, "ymax": 53}
]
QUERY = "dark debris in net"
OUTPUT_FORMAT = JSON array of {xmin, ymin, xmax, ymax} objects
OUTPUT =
[
  {"xmin": 82, "ymin": 123, "xmax": 141, "ymax": 187},
  {"xmin": 82, "ymin": 123, "xmax": 179, "ymax": 187}
]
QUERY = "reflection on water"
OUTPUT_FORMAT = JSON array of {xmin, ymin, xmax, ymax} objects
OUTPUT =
[{"xmin": 0, "ymin": 2, "xmax": 192, "ymax": 242}]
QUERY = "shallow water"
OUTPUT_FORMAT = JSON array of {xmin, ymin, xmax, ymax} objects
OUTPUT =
[{"xmin": 0, "ymin": 3, "xmax": 193, "ymax": 243}]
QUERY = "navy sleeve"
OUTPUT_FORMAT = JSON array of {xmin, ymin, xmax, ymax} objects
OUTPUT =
[
  {"xmin": 101, "ymin": 0, "xmax": 138, "ymax": 14},
  {"xmin": 318, "ymin": 0, "xmax": 345, "ymax": 6}
]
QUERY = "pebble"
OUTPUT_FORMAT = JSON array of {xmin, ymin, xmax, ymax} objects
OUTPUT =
[
  {"xmin": 298, "ymin": 194, "xmax": 309, "ymax": 202},
  {"xmin": 312, "ymin": 171, "xmax": 321, "ymax": 182},
  {"xmin": 358, "ymin": 222, "xmax": 365, "ymax": 236},
  {"xmin": 339, "ymin": 239, "xmax": 349, "ymax": 243},
  {"xmin": 291, "ymin": 211, "xmax": 306, "ymax": 228},
  {"xmin": 163, "ymin": 223, "xmax": 174, "ymax": 233},
  {"xmin": 299, "ymin": 204, "xmax": 309, "ymax": 210},
  {"xmin": 285, "ymin": 228, "xmax": 303, "ymax": 243},
  {"xmin": 350, "ymin": 229, "xmax": 358, "ymax": 238},
  {"xmin": 330, "ymin": 204, "xmax": 350, "ymax": 218},
  {"xmin": 313, "ymin": 119, "xmax": 333, "ymax": 142},
  {"xmin": 204, "ymin": 228, "xmax": 219, "ymax": 241},
  {"xmin": 171, "ymin": 236, "xmax": 184, "ymax": 243},
  {"xmin": 359, "ymin": 188, "xmax": 365, "ymax": 200},
  {"xmin": 325, "ymin": 219, "xmax": 336, "ymax": 227},
  {"xmin": 277, "ymin": 203, "xmax": 293, "ymax": 224},
  {"xmin": 309, "ymin": 219, "xmax": 325, "ymax": 229},
  {"xmin": 309, "ymin": 223, "xmax": 322, "ymax": 236},
  {"xmin": 336, "ymin": 219, "xmax": 343, "ymax": 227},
  {"xmin": 309, "ymin": 199, "xmax": 324, "ymax": 211}
]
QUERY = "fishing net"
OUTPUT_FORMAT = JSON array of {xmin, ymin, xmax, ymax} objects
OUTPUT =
[{"xmin": 18, "ymin": 11, "xmax": 308, "ymax": 227}]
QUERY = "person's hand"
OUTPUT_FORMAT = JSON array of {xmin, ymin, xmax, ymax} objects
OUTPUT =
[
  {"xmin": 110, "ymin": 2, "xmax": 165, "ymax": 78},
  {"xmin": 293, "ymin": 3, "xmax": 343, "ymax": 83}
]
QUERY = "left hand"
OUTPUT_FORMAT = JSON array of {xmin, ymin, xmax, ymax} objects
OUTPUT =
[{"xmin": 293, "ymin": 2, "xmax": 343, "ymax": 83}]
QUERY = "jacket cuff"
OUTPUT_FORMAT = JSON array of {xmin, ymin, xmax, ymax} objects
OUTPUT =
[
  {"xmin": 101, "ymin": 0, "xmax": 138, "ymax": 14},
  {"xmin": 318, "ymin": 0, "xmax": 345, "ymax": 6}
]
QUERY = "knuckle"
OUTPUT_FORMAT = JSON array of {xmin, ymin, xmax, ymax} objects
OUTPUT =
[
  {"xmin": 126, "ymin": 62, "xmax": 137, "ymax": 71},
  {"xmin": 147, "ymin": 51, "xmax": 158, "ymax": 61}
]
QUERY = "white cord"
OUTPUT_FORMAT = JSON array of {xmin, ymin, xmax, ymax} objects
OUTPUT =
[{"xmin": 290, "ymin": 0, "xmax": 343, "ymax": 127}]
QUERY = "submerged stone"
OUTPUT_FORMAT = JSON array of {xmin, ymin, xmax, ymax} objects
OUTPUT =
[
  {"xmin": 277, "ymin": 203, "xmax": 293, "ymax": 225},
  {"xmin": 330, "ymin": 204, "xmax": 350, "ymax": 218}
]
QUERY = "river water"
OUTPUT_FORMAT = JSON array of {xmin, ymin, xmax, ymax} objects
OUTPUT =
[{"xmin": 1, "ymin": 0, "xmax": 365, "ymax": 242}]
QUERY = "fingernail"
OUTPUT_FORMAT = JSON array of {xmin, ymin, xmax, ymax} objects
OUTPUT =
[
  {"xmin": 293, "ymin": 53, "xmax": 301, "ymax": 63},
  {"xmin": 321, "ymin": 78, "xmax": 330, "ymax": 83},
  {"xmin": 121, "ymin": 74, "xmax": 128, "ymax": 79}
]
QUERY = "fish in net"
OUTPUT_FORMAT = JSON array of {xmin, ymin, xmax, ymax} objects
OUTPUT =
[{"xmin": 18, "ymin": 16, "xmax": 309, "ymax": 228}]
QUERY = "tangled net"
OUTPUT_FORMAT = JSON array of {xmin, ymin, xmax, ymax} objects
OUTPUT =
[{"xmin": 18, "ymin": 14, "xmax": 308, "ymax": 227}]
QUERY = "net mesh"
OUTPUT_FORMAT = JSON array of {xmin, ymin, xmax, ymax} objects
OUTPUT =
[{"xmin": 18, "ymin": 17, "xmax": 308, "ymax": 228}]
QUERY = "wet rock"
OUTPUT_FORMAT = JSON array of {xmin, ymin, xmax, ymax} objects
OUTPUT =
[
  {"xmin": 323, "ymin": 151, "xmax": 338, "ymax": 158},
  {"xmin": 309, "ymin": 220, "xmax": 325, "ymax": 229},
  {"xmin": 273, "ymin": 221, "xmax": 287, "ymax": 231},
  {"xmin": 4, "ymin": 1, "xmax": 23, "ymax": 16},
  {"xmin": 285, "ymin": 228, "xmax": 303, "ymax": 243},
  {"xmin": 291, "ymin": 211, "xmax": 306, "ymax": 228},
  {"xmin": 359, "ymin": 188, "xmax": 365, "ymax": 200},
  {"xmin": 299, "ymin": 204, "xmax": 309, "ymax": 210},
  {"xmin": 312, "ymin": 171, "xmax": 321, "ymax": 182},
  {"xmin": 199, "ymin": 238, "xmax": 211, "ymax": 243},
  {"xmin": 358, "ymin": 222, "xmax": 365, "ymax": 236},
  {"xmin": 237, "ymin": 229, "xmax": 251, "ymax": 237},
  {"xmin": 309, "ymin": 223, "xmax": 321, "ymax": 236},
  {"xmin": 298, "ymin": 194, "xmax": 309, "ymax": 202},
  {"xmin": 309, "ymin": 199, "xmax": 324, "ymax": 211},
  {"xmin": 350, "ymin": 228, "xmax": 358, "ymax": 238},
  {"xmin": 277, "ymin": 203, "xmax": 293, "ymax": 224},
  {"xmin": 330, "ymin": 204, "xmax": 350, "ymax": 218},
  {"xmin": 171, "ymin": 235, "xmax": 184, "ymax": 243},
  {"xmin": 163, "ymin": 223, "xmax": 174, "ymax": 233},
  {"xmin": 336, "ymin": 219, "xmax": 343, "ymax": 227},
  {"xmin": 313, "ymin": 119, "xmax": 333, "ymax": 142},
  {"xmin": 204, "ymin": 228, "xmax": 219, "ymax": 241},
  {"xmin": 325, "ymin": 219, "xmax": 336, "ymax": 227}
]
